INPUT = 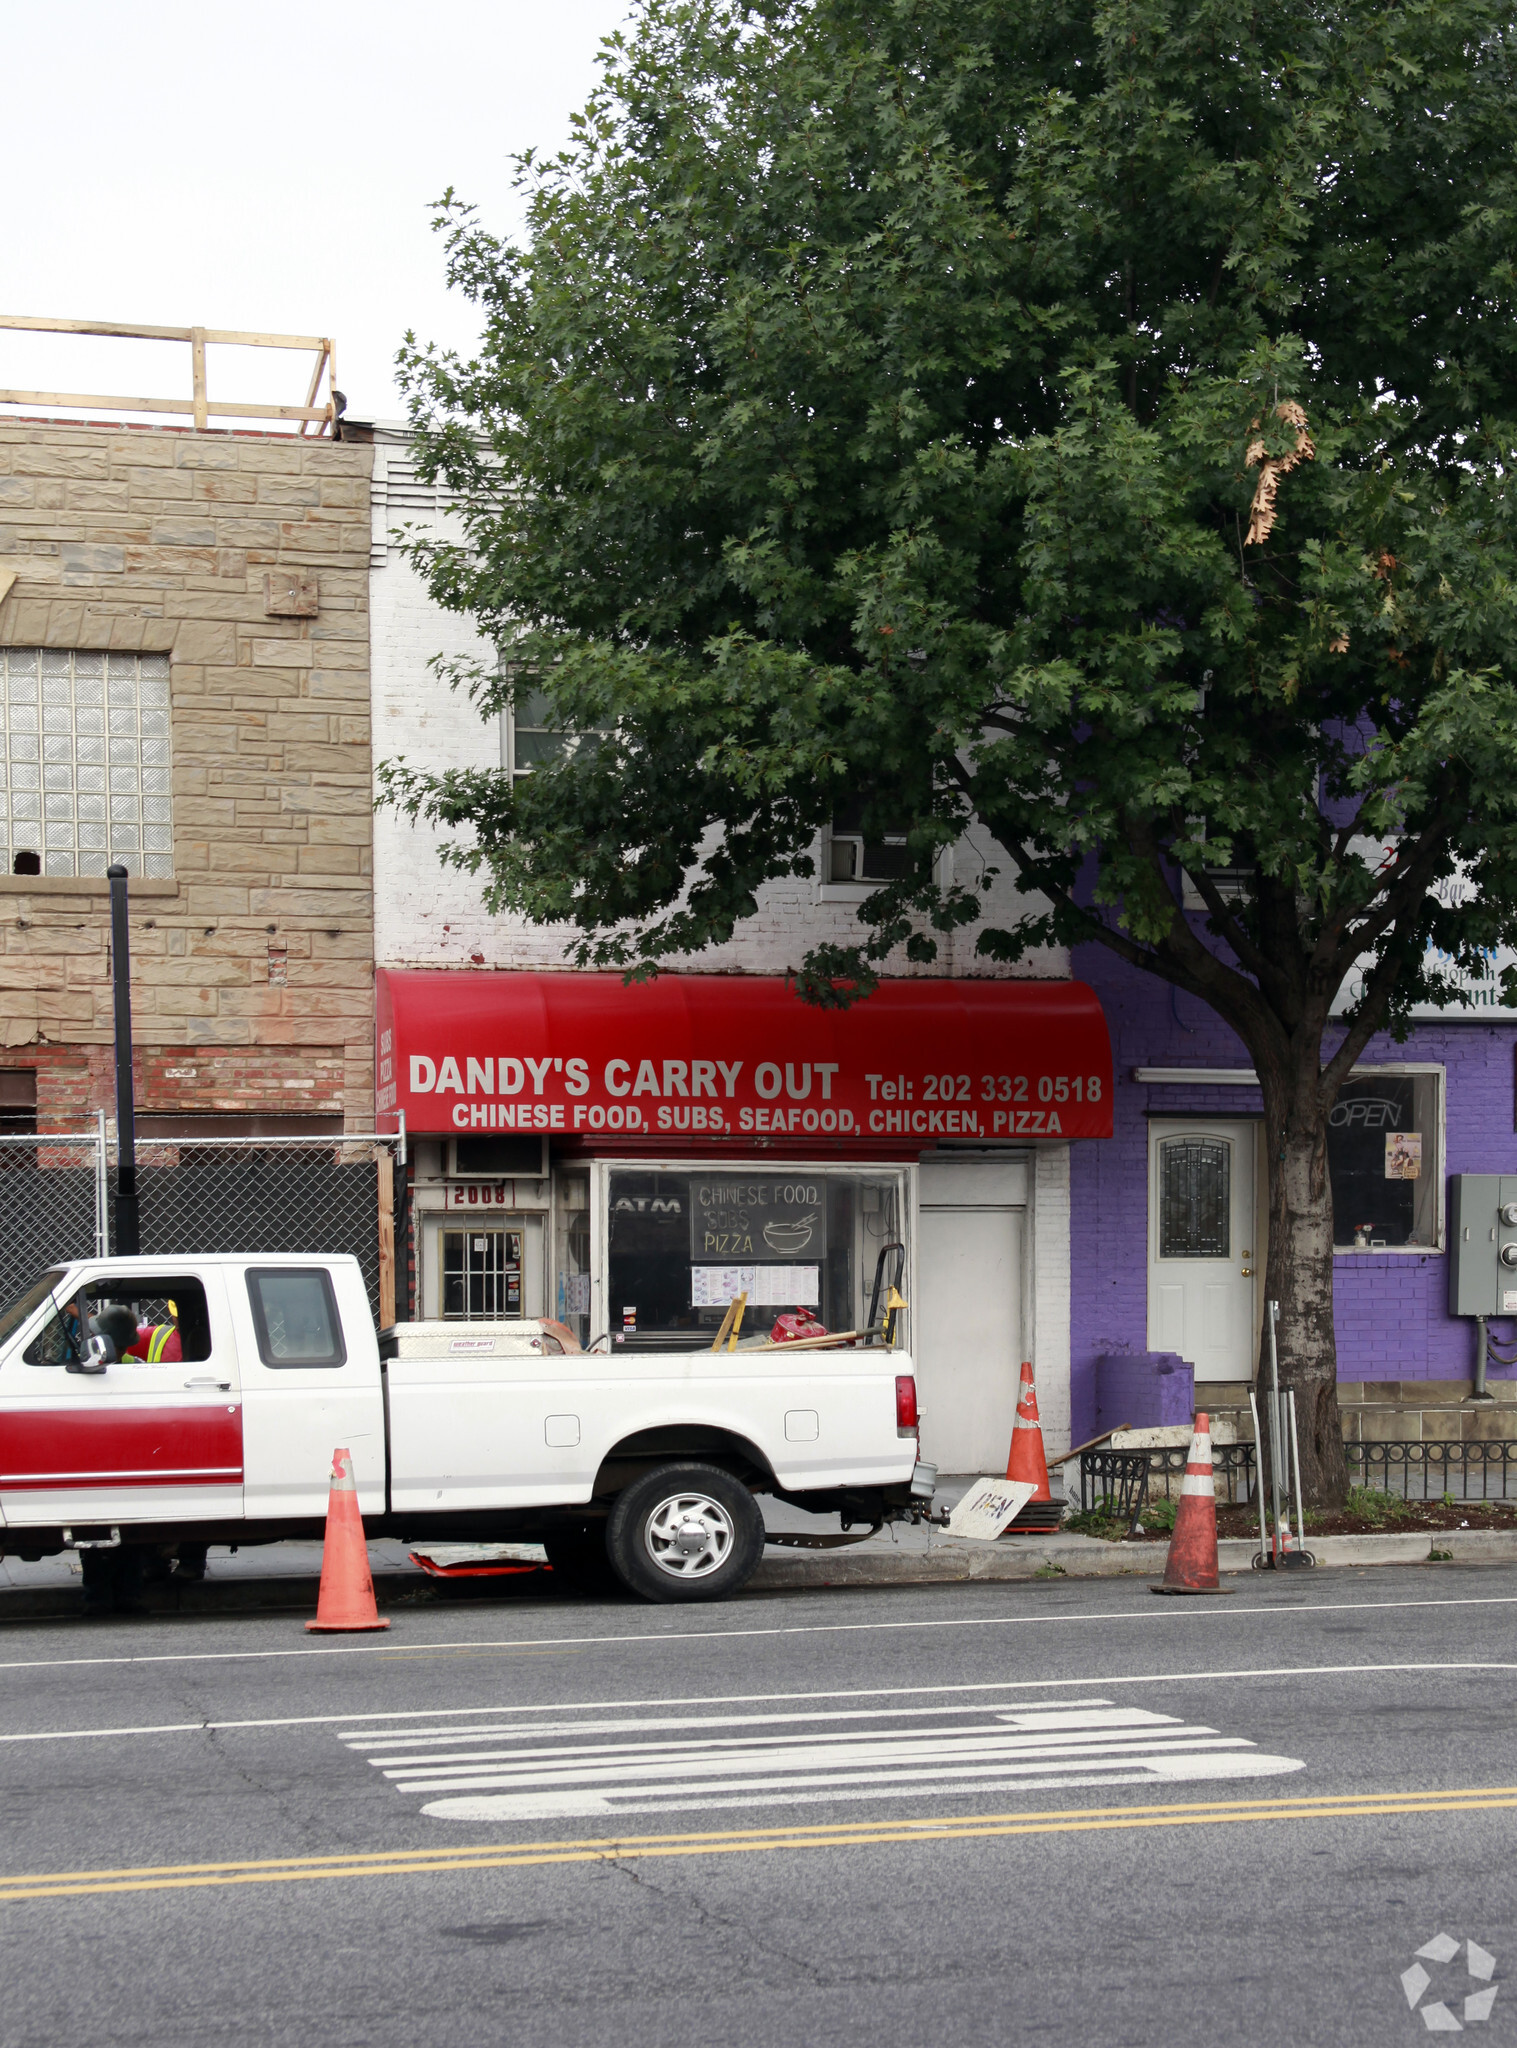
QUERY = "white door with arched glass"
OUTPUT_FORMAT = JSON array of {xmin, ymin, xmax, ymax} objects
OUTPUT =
[{"xmin": 1146, "ymin": 1121, "xmax": 1258, "ymax": 1382}]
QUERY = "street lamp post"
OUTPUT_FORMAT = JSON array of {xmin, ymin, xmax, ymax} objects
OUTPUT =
[{"xmin": 107, "ymin": 863, "xmax": 139, "ymax": 1256}]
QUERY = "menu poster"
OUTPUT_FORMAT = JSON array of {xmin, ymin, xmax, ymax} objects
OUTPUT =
[{"xmin": 690, "ymin": 1265, "xmax": 821, "ymax": 1308}]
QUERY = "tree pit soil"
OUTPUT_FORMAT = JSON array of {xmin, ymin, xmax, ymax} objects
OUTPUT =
[{"xmin": 1111, "ymin": 1500, "xmax": 1517, "ymax": 1542}]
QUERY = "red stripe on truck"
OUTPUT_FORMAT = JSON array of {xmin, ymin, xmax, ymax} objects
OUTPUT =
[{"xmin": 0, "ymin": 1407, "xmax": 243, "ymax": 1489}]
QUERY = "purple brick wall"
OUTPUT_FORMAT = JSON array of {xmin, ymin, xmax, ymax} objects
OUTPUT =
[
  {"xmin": 1069, "ymin": 940, "xmax": 1517, "ymax": 1441},
  {"xmin": 1093, "ymin": 1352, "xmax": 1195, "ymax": 1432}
]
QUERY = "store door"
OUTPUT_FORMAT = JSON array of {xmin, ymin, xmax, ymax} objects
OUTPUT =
[
  {"xmin": 424, "ymin": 1217, "xmax": 544, "ymax": 1320},
  {"xmin": 444, "ymin": 1227, "xmax": 523, "ymax": 1319},
  {"xmin": 1147, "ymin": 1120, "xmax": 1259, "ymax": 1381},
  {"xmin": 913, "ymin": 1160, "xmax": 1025, "ymax": 1474}
]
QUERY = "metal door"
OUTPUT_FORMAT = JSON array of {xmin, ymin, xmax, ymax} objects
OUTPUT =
[
  {"xmin": 1146, "ymin": 1121, "xmax": 1258, "ymax": 1381},
  {"xmin": 914, "ymin": 1158, "xmax": 1026, "ymax": 1473}
]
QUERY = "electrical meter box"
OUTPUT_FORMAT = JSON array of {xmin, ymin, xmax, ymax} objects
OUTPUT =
[{"xmin": 1448, "ymin": 1174, "xmax": 1517, "ymax": 1315}]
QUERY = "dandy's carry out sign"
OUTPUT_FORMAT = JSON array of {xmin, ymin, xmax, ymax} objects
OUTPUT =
[{"xmin": 375, "ymin": 971, "xmax": 1114, "ymax": 1145}]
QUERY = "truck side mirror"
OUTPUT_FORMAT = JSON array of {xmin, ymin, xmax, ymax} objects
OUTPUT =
[{"xmin": 67, "ymin": 1333, "xmax": 113, "ymax": 1376}]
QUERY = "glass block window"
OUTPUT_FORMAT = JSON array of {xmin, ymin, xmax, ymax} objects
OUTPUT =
[{"xmin": 0, "ymin": 650, "xmax": 173, "ymax": 878}]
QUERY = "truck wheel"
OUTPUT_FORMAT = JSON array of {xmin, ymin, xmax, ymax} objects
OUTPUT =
[
  {"xmin": 543, "ymin": 1521, "xmax": 622, "ymax": 1598},
  {"xmin": 606, "ymin": 1463, "xmax": 764, "ymax": 1603}
]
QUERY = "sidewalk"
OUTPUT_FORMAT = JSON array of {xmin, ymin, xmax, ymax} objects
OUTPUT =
[{"xmin": 4, "ymin": 1474, "xmax": 1516, "ymax": 1618}]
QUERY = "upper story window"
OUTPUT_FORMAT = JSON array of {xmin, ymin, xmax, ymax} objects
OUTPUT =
[
  {"xmin": 0, "ymin": 651, "xmax": 172, "ymax": 878},
  {"xmin": 502, "ymin": 685, "xmax": 573, "ymax": 779},
  {"xmin": 828, "ymin": 801, "xmax": 912, "ymax": 884},
  {"xmin": 500, "ymin": 670, "xmax": 608, "ymax": 780}
]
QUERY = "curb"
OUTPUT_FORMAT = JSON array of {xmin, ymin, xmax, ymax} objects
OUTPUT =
[
  {"xmin": 1, "ymin": 1526, "xmax": 1513, "ymax": 1620},
  {"xmin": 750, "ymin": 1525, "xmax": 1517, "ymax": 1589}
]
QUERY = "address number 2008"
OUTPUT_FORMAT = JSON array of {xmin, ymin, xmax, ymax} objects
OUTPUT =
[{"xmin": 919, "ymin": 1074, "xmax": 1105, "ymax": 1103}]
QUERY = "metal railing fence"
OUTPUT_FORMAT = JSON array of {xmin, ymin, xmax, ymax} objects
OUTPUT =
[
  {"xmin": 1346, "ymin": 1440, "xmax": 1517, "ymax": 1502},
  {"xmin": 1079, "ymin": 1445, "xmax": 1257, "ymax": 1520},
  {"xmin": 0, "ymin": 1129, "xmax": 405, "ymax": 1322},
  {"xmin": 1079, "ymin": 1439, "xmax": 1517, "ymax": 1518}
]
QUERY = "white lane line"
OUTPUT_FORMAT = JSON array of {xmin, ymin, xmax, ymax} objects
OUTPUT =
[
  {"xmin": 0, "ymin": 1589, "xmax": 1514, "ymax": 1671},
  {"xmin": 336, "ymin": 1698, "xmax": 1305, "ymax": 1822},
  {"xmin": 2, "ymin": 1661, "xmax": 1515, "ymax": 1746},
  {"xmin": 2, "ymin": 1591, "xmax": 1517, "ymax": 1675}
]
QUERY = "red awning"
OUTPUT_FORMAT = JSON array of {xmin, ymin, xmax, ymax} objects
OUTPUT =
[{"xmin": 375, "ymin": 971, "xmax": 1113, "ymax": 1147}]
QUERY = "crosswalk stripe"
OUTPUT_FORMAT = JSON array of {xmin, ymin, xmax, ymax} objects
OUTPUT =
[{"xmin": 338, "ymin": 1694, "xmax": 1305, "ymax": 1822}]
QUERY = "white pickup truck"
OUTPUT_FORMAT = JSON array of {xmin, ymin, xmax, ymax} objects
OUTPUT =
[{"xmin": 0, "ymin": 1253, "xmax": 932, "ymax": 1604}]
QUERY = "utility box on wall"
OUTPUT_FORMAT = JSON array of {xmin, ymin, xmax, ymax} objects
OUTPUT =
[{"xmin": 1448, "ymin": 1175, "xmax": 1517, "ymax": 1315}]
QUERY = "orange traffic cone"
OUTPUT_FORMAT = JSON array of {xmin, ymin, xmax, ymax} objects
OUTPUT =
[
  {"xmin": 306, "ymin": 1447, "xmax": 391, "ymax": 1633},
  {"xmin": 1152, "ymin": 1413, "xmax": 1234, "ymax": 1597},
  {"xmin": 1001, "ymin": 1361, "xmax": 1062, "ymax": 1535},
  {"xmin": 1007, "ymin": 1361, "xmax": 1052, "ymax": 1496}
]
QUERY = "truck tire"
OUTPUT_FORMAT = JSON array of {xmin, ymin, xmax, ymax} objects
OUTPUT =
[
  {"xmin": 606, "ymin": 1463, "xmax": 764, "ymax": 1603},
  {"xmin": 543, "ymin": 1521, "xmax": 622, "ymax": 1598}
]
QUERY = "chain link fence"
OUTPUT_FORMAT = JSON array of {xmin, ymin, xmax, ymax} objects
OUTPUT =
[
  {"xmin": 0, "ymin": 1131, "xmax": 407, "ymax": 1323},
  {"xmin": 0, "ymin": 1132, "xmax": 108, "ymax": 1295}
]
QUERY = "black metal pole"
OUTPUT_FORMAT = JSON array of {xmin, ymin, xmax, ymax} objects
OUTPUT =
[{"xmin": 107, "ymin": 864, "xmax": 139, "ymax": 1256}]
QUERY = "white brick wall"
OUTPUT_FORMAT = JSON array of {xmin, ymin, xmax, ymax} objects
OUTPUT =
[
  {"xmin": 1031, "ymin": 1143, "xmax": 1073, "ymax": 1461},
  {"xmin": 369, "ymin": 428, "xmax": 1067, "ymax": 983}
]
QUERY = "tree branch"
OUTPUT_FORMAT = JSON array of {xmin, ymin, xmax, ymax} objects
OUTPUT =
[
  {"xmin": 1320, "ymin": 940, "xmax": 1410, "ymax": 1100},
  {"xmin": 1323, "ymin": 816, "xmax": 1455, "ymax": 986}
]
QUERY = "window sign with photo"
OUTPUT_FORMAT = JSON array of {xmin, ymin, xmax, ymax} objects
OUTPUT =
[{"xmin": 1327, "ymin": 1073, "xmax": 1441, "ymax": 1249}]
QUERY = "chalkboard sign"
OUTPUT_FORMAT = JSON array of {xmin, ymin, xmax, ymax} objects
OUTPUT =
[{"xmin": 689, "ymin": 1176, "xmax": 829, "ymax": 1262}]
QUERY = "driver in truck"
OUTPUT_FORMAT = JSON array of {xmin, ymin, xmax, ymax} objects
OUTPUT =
[
  {"xmin": 89, "ymin": 1302, "xmax": 139, "ymax": 1361},
  {"xmin": 90, "ymin": 1298, "xmax": 182, "ymax": 1364},
  {"xmin": 125, "ymin": 1310, "xmax": 182, "ymax": 1364}
]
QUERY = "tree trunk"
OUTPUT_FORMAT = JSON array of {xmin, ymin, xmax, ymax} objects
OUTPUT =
[{"xmin": 1258, "ymin": 1085, "xmax": 1349, "ymax": 1510}]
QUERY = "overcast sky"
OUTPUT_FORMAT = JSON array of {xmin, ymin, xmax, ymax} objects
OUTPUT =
[{"xmin": 1, "ymin": 0, "xmax": 634, "ymax": 429}]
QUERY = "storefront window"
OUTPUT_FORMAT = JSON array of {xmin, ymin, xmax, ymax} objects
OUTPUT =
[
  {"xmin": 607, "ymin": 1165, "xmax": 907, "ymax": 1350},
  {"xmin": 554, "ymin": 1169, "xmax": 591, "ymax": 1346},
  {"xmin": 1328, "ymin": 1071, "xmax": 1441, "ymax": 1250}
]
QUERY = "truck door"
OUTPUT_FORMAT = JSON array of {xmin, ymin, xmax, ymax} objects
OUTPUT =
[
  {"xmin": 234, "ymin": 1263, "xmax": 386, "ymax": 1518},
  {"xmin": 0, "ymin": 1270, "xmax": 243, "ymax": 1529}
]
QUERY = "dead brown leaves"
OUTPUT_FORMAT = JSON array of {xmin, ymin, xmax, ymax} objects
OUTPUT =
[{"xmin": 1244, "ymin": 400, "xmax": 1315, "ymax": 546}]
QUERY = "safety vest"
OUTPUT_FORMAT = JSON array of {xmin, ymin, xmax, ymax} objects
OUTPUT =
[{"xmin": 128, "ymin": 1324, "xmax": 181, "ymax": 1363}]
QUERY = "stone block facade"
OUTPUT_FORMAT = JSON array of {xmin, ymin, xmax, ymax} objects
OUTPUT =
[{"xmin": 0, "ymin": 418, "xmax": 374, "ymax": 1130}]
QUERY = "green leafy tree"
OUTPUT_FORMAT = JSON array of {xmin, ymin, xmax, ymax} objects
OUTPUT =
[{"xmin": 386, "ymin": 0, "xmax": 1517, "ymax": 1504}]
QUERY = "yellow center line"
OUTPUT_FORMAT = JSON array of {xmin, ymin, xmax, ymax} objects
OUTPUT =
[{"xmin": 4, "ymin": 1786, "xmax": 1516, "ymax": 1903}]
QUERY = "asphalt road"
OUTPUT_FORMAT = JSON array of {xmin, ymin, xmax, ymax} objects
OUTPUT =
[{"xmin": 2, "ymin": 1563, "xmax": 1516, "ymax": 2047}]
